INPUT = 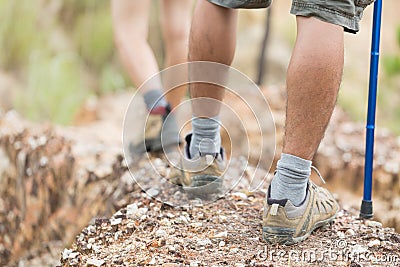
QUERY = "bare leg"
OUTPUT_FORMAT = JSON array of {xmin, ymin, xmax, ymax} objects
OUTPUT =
[
  {"xmin": 160, "ymin": 0, "xmax": 192, "ymax": 109},
  {"xmin": 189, "ymin": 0, "xmax": 237, "ymax": 117},
  {"xmin": 187, "ymin": 1, "xmax": 237, "ymax": 157},
  {"xmin": 111, "ymin": 0, "xmax": 162, "ymax": 92},
  {"xmin": 112, "ymin": 0, "xmax": 182, "ymax": 153},
  {"xmin": 270, "ymin": 17, "xmax": 344, "ymax": 205},
  {"xmin": 283, "ymin": 16, "xmax": 344, "ymax": 160}
]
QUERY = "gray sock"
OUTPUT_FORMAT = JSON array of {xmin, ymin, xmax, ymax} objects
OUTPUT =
[
  {"xmin": 189, "ymin": 116, "xmax": 221, "ymax": 158},
  {"xmin": 143, "ymin": 89, "xmax": 168, "ymax": 111},
  {"xmin": 270, "ymin": 153, "xmax": 311, "ymax": 206}
]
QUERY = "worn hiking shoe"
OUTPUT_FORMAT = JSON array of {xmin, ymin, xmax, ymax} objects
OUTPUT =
[
  {"xmin": 129, "ymin": 105, "xmax": 181, "ymax": 155},
  {"xmin": 168, "ymin": 134, "xmax": 226, "ymax": 196},
  {"xmin": 262, "ymin": 179, "xmax": 339, "ymax": 245}
]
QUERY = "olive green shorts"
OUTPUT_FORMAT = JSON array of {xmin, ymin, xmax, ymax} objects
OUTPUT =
[{"xmin": 207, "ymin": 0, "xmax": 375, "ymax": 33}]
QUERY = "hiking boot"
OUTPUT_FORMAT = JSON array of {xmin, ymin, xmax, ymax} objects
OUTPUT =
[
  {"xmin": 129, "ymin": 105, "xmax": 181, "ymax": 155},
  {"xmin": 262, "ymin": 179, "xmax": 339, "ymax": 245},
  {"xmin": 168, "ymin": 134, "xmax": 226, "ymax": 196}
]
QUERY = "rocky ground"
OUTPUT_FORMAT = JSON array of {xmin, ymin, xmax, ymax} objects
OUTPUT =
[
  {"xmin": 60, "ymin": 185, "xmax": 400, "ymax": 267},
  {"xmin": 2, "ymin": 88, "xmax": 400, "ymax": 266}
]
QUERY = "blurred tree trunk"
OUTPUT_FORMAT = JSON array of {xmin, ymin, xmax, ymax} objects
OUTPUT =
[{"xmin": 256, "ymin": 7, "xmax": 272, "ymax": 86}]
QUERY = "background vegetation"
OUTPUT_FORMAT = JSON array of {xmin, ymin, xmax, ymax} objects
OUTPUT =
[
  {"xmin": 0, "ymin": 0, "xmax": 127, "ymax": 124},
  {"xmin": 0, "ymin": 0, "xmax": 399, "ymax": 134}
]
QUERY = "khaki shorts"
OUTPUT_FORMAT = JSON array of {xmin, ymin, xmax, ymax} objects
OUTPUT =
[{"xmin": 207, "ymin": 0, "xmax": 375, "ymax": 33}]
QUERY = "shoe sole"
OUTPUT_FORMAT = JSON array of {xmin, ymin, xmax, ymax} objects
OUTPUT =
[
  {"xmin": 262, "ymin": 215, "xmax": 336, "ymax": 245},
  {"xmin": 183, "ymin": 175, "xmax": 223, "ymax": 197}
]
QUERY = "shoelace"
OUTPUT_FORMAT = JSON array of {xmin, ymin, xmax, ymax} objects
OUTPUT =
[{"xmin": 311, "ymin": 165, "xmax": 326, "ymax": 184}]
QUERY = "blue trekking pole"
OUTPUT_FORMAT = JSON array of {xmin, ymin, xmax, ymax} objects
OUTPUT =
[{"xmin": 360, "ymin": 0, "xmax": 383, "ymax": 219}]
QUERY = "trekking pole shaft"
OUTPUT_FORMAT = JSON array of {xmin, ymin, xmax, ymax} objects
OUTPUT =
[{"xmin": 360, "ymin": 0, "xmax": 383, "ymax": 219}]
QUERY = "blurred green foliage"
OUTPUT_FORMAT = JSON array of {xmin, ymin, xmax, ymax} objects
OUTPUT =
[
  {"xmin": 0, "ymin": 1, "xmax": 44, "ymax": 68},
  {"xmin": 15, "ymin": 52, "xmax": 87, "ymax": 124},
  {"xmin": 383, "ymin": 26, "xmax": 400, "ymax": 77},
  {"xmin": 383, "ymin": 56, "xmax": 400, "ymax": 77},
  {"xmin": 0, "ymin": 0, "xmax": 131, "ymax": 124},
  {"xmin": 380, "ymin": 25, "xmax": 400, "ymax": 134},
  {"xmin": 72, "ymin": 1, "xmax": 113, "ymax": 72}
]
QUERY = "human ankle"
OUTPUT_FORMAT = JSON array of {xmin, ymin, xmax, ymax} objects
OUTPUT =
[
  {"xmin": 143, "ymin": 89, "xmax": 168, "ymax": 113},
  {"xmin": 189, "ymin": 116, "xmax": 221, "ymax": 158},
  {"xmin": 270, "ymin": 153, "xmax": 311, "ymax": 206}
]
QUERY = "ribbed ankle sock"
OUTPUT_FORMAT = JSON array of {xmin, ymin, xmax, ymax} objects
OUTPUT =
[
  {"xmin": 189, "ymin": 116, "xmax": 221, "ymax": 158},
  {"xmin": 143, "ymin": 89, "xmax": 168, "ymax": 113},
  {"xmin": 270, "ymin": 153, "xmax": 311, "ymax": 206}
]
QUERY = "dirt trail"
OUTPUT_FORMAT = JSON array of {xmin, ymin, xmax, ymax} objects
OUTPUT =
[{"xmin": 61, "ymin": 186, "xmax": 400, "ymax": 267}]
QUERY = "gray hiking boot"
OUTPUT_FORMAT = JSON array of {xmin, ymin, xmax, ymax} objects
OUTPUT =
[
  {"xmin": 168, "ymin": 134, "xmax": 226, "ymax": 196},
  {"xmin": 262, "ymin": 179, "xmax": 339, "ymax": 245}
]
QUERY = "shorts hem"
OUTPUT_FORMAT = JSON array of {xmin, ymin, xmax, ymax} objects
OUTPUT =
[
  {"xmin": 207, "ymin": 0, "xmax": 272, "ymax": 9},
  {"xmin": 291, "ymin": 1, "xmax": 359, "ymax": 34}
]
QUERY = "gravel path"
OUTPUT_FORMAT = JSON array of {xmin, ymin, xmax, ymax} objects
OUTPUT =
[{"xmin": 61, "ymin": 186, "xmax": 400, "ymax": 267}]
